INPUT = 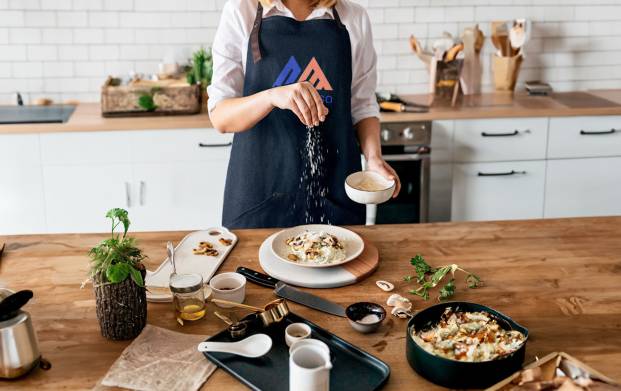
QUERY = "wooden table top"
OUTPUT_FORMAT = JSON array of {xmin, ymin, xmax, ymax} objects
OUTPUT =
[
  {"xmin": 2, "ymin": 89, "xmax": 621, "ymax": 135},
  {"xmin": 1, "ymin": 217, "xmax": 621, "ymax": 390}
]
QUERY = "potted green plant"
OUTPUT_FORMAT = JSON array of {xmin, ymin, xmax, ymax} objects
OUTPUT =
[
  {"xmin": 88, "ymin": 208, "xmax": 147, "ymax": 340},
  {"xmin": 186, "ymin": 47, "xmax": 213, "ymax": 111}
]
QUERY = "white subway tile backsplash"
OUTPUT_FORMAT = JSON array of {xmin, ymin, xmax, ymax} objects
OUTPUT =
[
  {"xmin": 41, "ymin": 28, "xmax": 73, "ymax": 44},
  {"xmin": 58, "ymin": 44, "xmax": 88, "ymax": 59},
  {"xmin": 24, "ymin": 11, "xmax": 56, "ymax": 26},
  {"xmin": 57, "ymin": 11, "xmax": 88, "ymax": 27},
  {"xmin": 12, "ymin": 61, "xmax": 43, "ymax": 77},
  {"xmin": 27, "ymin": 44, "xmax": 58, "ymax": 60},
  {"xmin": 2, "ymin": 1, "xmax": 621, "ymax": 103},
  {"xmin": 0, "ymin": 10, "xmax": 25, "ymax": 26},
  {"xmin": 88, "ymin": 12, "xmax": 119, "ymax": 27},
  {"xmin": 1, "ymin": 44, "xmax": 27, "ymax": 60},
  {"xmin": 89, "ymin": 44, "xmax": 119, "ymax": 60},
  {"xmin": 73, "ymin": 28, "xmax": 104, "ymax": 44},
  {"xmin": 42, "ymin": 61, "xmax": 74, "ymax": 77},
  {"xmin": 8, "ymin": 28, "xmax": 41, "ymax": 44}
]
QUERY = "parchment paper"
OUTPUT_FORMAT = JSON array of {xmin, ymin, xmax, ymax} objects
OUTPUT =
[{"xmin": 99, "ymin": 325, "xmax": 217, "ymax": 391}]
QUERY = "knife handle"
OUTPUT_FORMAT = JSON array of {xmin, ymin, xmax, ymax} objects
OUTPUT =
[{"xmin": 236, "ymin": 267, "xmax": 279, "ymax": 288}]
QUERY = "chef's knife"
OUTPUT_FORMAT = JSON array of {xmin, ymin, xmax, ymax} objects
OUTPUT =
[{"xmin": 236, "ymin": 267, "xmax": 346, "ymax": 318}]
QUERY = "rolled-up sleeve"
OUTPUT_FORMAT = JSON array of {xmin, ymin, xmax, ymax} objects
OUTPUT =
[
  {"xmin": 350, "ymin": 9, "xmax": 380, "ymax": 126},
  {"xmin": 207, "ymin": 1, "xmax": 247, "ymax": 113}
]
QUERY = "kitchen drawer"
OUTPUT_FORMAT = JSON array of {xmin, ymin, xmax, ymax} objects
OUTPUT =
[
  {"xmin": 41, "ymin": 131, "xmax": 131, "ymax": 165},
  {"xmin": 544, "ymin": 157, "xmax": 621, "ymax": 218},
  {"xmin": 0, "ymin": 133, "xmax": 41, "ymax": 166},
  {"xmin": 548, "ymin": 116, "xmax": 621, "ymax": 159},
  {"xmin": 453, "ymin": 118, "xmax": 548, "ymax": 162},
  {"xmin": 130, "ymin": 128, "xmax": 233, "ymax": 163},
  {"xmin": 0, "ymin": 164, "xmax": 46, "ymax": 235},
  {"xmin": 451, "ymin": 161, "xmax": 545, "ymax": 221}
]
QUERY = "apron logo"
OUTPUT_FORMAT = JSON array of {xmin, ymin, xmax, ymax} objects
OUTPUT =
[{"xmin": 272, "ymin": 56, "xmax": 333, "ymax": 91}]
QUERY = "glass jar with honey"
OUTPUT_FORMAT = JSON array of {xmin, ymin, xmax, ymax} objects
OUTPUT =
[{"xmin": 170, "ymin": 273, "xmax": 206, "ymax": 325}]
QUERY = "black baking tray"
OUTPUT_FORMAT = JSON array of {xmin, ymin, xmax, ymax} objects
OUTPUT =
[{"xmin": 202, "ymin": 312, "xmax": 390, "ymax": 390}]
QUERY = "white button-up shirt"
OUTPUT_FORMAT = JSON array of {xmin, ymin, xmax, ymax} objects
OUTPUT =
[{"xmin": 207, "ymin": 0, "xmax": 380, "ymax": 126}]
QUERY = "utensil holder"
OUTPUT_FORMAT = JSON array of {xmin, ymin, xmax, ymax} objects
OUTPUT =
[
  {"xmin": 430, "ymin": 59, "xmax": 463, "ymax": 105},
  {"xmin": 492, "ymin": 54, "xmax": 523, "ymax": 91}
]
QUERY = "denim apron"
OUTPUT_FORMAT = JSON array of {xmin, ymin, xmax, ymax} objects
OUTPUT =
[{"xmin": 222, "ymin": 2, "xmax": 365, "ymax": 229}]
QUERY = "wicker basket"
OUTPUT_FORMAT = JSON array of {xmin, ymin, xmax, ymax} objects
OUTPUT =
[{"xmin": 101, "ymin": 77, "xmax": 201, "ymax": 117}]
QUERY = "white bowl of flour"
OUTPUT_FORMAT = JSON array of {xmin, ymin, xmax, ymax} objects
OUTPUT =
[{"xmin": 345, "ymin": 171, "xmax": 395, "ymax": 205}]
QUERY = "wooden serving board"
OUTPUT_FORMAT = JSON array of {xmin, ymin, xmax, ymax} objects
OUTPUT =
[{"xmin": 259, "ymin": 232, "xmax": 379, "ymax": 288}]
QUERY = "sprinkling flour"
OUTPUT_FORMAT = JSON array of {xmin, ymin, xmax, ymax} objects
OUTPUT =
[{"xmin": 300, "ymin": 125, "xmax": 329, "ymax": 223}]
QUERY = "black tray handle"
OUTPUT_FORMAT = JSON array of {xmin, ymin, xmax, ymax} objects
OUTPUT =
[
  {"xmin": 236, "ymin": 267, "xmax": 279, "ymax": 288},
  {"xmin": 580, "ymin": 128, "xmax": 617, "ymax": 135}
]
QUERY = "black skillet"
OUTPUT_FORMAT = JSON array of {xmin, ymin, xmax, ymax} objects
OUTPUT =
[{"xmin": 406, "ymin": 301, "xmax": 529, "ymax": 389}]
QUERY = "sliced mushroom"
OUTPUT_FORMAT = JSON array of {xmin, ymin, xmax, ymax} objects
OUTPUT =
[
  {"xmin": 375, "ymin": 280, "xmax": 394, "ymax": 292},
  {"xmin": 391, "ymin": 306, "xmax": 413, "ymax": 319},
  {"xmin": 386, "ymin": 293, "xmax": 411, "ymax": 308}
]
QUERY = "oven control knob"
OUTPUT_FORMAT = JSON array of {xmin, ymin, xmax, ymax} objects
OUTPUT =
[
  {"xmin": 381, "ymin": 129, "xmax": 392, "ymax": 142},
  {"xmin": 403, "ymin": 127, "xmax": 415, "ymax": 140}
]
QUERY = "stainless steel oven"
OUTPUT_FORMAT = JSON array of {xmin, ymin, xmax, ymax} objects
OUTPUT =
[{"xmin": 366, "ymin": 121, "xmax": 431, "ymax": 225}]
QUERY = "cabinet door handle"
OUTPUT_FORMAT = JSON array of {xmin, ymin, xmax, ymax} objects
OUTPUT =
[
  {"xmin": 477, "ymin": 170, "xmax": 526, "ymax": 177},
  {"xmin": 580, "ymin": 128, "xmax": 617, "ymax": 135},
  {"xmin": 139, "ymin": 181, "xmax": 145, "ymax": 206},
  {"xmin": 125, "ymin": 182, "xmax": 131, "ymax": 208},
  {"xmin": 198, "ymin": 142, "xmax": 233, "ymax": 148},
  {"xmin": 481, "ymin": 130, "xmax": 521, "ymax": 137}
]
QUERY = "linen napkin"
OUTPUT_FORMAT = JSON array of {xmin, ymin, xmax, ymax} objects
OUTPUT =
[{"xmin": 99, "ymin": 325, "xmax": 216, "ymax": 391}]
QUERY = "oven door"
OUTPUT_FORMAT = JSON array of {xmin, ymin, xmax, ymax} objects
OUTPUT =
[{"xmin": 367, "ymin": 152, "xmax": 430, "ymax": 225}]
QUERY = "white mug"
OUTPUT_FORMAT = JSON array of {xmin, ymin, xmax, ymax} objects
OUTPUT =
[
  {"xmin": 208, "ymin": 272, "xmax": 246, "ymax": 308},
  {"xmin": 289, "ymin": 345, "xmax": 332, "ymax": 391}
]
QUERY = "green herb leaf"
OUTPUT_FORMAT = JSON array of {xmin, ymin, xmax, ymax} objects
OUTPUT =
[
  {"xmin": 106, "ymin": 208, "xmax": 130, "ymax": 237},
  {"xmin": 129, "ymin": 265, "xmax": 144, "ymax": 287},
  {"xmin": 106, "ymin": 263, "xmax": 130, "ymax": 283},
  {"xmin": 403, "ymin": 275, "xmax": 413, "ymax": 282},
  {"xmin": 410, "ymin": 254, "xmax": 433, "ymax": 283},
  {"xmin": 137, "ymin": 94, "xmax": 157, "ymax": 111},
  {"xmin": 439, "ymin": 279, "xmax": 456, "ymax": 301},
  {"xmin": 466, "ymin": 273, "xmax": 481, "ymax": 288}
]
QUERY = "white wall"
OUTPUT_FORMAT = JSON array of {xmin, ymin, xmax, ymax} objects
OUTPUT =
[{"xmin": 1, "ymin": 0, "xmax": 621, "ymax": 105}]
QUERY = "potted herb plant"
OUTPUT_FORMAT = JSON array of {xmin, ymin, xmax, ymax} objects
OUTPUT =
[
  {"xmin": 186, "ymin": 47, "xmax": 213, "ymax": 112},
  {"xmin": 88, "ymin": 208, "xmax": 147, "ymax": 340}
]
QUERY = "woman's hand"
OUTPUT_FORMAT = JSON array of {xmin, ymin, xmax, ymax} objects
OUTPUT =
[
  {"xmin": 268, "ymin": 81, "xmax": 329, "ymax": 127},
  {"xmin": 367, "ymin": 156, "xmax": 401, "ymax": 198}
]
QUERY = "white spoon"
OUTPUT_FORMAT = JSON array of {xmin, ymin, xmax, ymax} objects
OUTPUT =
[{"xmin": 197, "ymin": 334, "xmax": 272, "ymax": 358}]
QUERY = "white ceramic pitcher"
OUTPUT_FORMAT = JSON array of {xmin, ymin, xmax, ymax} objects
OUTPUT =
[{"xmin": 289, "ymin": 344, "xmax": 332, "ymax": 391}]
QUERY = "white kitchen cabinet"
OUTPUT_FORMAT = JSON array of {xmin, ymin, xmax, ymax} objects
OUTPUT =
[
  {"xmin": 451, "ymin": 160, "xmax": 546, "ymax": 221},
  {"xmin": 40, "ymin": 131, "xmax": 131, "ymax": 165},
  {"xmin": 548, "ymin": 116, "xmax": 621, "ymax": 159},
  {"xmin": 453, "ymin": 118, "xmax": 548, "ymax": 163},
  {"xmin": 0, "ymin": 134, "xmax": 46, "ymax": 234},
  {"xmin": 544, "ymin": 157, "xmax": 621, "ymax": 218},
  {"xmin": 130, "ymin": 159, "xmax": 229, "ymax": 232},
  {"xmin": 43, "ymin": 164, "xmax": 133, "ymax": 233}
]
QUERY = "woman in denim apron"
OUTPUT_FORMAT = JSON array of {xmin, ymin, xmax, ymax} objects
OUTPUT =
[{"xmin": 209, "ymin": 0, "xmax": 401, "ymax": 229}]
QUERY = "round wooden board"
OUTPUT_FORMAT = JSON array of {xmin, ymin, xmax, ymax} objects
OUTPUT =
[{"xmin": 259, "ymin": 232, "xmax": 379, "ymax": 288}]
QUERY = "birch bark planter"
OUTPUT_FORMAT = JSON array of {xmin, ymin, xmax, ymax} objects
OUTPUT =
[{"xmin": 93, "ymin": 271, "xmax": 147, "ymax": 341}]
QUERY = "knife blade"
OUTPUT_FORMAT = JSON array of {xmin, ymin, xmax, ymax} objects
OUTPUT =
[
  {"xmin": 236, "ymin": 267, "xmax": 347, "ymax": 317},
  {"xmin": 274, "ymin": 281, "xmax": 346, "ymax": 318}
]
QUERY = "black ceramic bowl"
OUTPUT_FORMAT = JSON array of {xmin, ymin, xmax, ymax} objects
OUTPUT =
[{"xmin": 406, "ymin": 301, "xmax": 528, "ymax": 389}]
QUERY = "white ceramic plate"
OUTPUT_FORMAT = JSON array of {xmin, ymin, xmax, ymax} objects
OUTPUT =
[{"xmin": 270, "ymin": 224, "xmax": 364, "ymax": 268}]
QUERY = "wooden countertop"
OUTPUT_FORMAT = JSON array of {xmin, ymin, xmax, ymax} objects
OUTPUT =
[
  {"xmin": 2, "ymin": 89, "xmax": 621, "ymax": 135},
  {"xmin": 1, "ymin": 217, "xmax": 620, "ymax": 390}
]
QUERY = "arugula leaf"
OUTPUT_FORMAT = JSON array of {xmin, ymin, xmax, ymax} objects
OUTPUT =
[
  {"xmin": 410, "ymin": 254, "xmax": 434, "ymax": 283},
  {"xmin": 106, "ymin": 263, "xmax": 130, "ymax": 283},
  {"xmin": 439, "ymin": 279, "xmax": 456, "ymax": 300},
  {"xmin": 466, "ymin": 273, "xmax": 481, "ymax": 288},
  {"xmin": 129, "ymin": 265, "xmax": 144, "ymax": 287}
]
